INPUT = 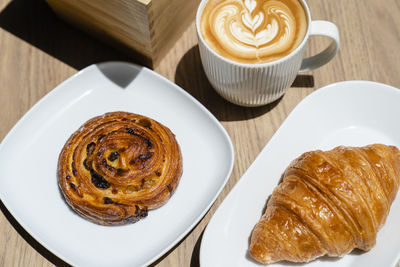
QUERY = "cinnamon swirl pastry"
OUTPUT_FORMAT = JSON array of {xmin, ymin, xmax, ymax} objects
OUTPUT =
[{"xmin": 58, "ymin": 112, "xmax": 183, "ymax": 226}]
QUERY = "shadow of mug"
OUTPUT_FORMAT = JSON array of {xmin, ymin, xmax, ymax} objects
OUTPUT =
[{"xmin": 175, "ymin": 45, "xmax": 314, "ymax": 122}]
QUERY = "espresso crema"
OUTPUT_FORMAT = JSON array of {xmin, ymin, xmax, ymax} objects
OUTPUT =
[{"xmin": 200, "ymin": 0, "xmax": 308, "ymax": 64}]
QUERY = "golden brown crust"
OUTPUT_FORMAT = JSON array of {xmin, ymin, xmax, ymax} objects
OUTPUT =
[
  {"xmin": 249, "ymin": 144, "xmax": 400, "ymax": 264},
  {"xmin": 58, "ymin": 111, "xmax": 183, "ymax": 226}
]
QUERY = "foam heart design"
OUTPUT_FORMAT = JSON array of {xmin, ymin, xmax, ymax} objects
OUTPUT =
[{"xmin": 200, "ymin": 0, "xmax": 307, "ymax": 63}]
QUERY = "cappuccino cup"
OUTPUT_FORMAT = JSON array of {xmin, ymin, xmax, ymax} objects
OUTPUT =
[{"xmin": 196, "ymin": 0, "xmax": 339, "ymax": 107}]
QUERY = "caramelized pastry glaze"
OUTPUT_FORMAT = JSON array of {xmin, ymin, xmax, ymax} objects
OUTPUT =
[
  {"xmin": 200, "ymin": 0, "xmax": 308, "ymax": 63},
  {"xmin": 249, "ymin": 144, "xmax": 400, "ymax": 264},
  {"xmin": 58, "ymin": 112, "xmax": 183, "ymax": 225}
]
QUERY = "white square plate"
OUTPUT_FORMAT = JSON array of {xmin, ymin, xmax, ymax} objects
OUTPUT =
[
  {"xmin": 0, "ymin": 62, "xmax": 234, "ymax": 267},
  {"xmin": 200, "ymin": 81, "xmax": 400, "ymax": 267}
]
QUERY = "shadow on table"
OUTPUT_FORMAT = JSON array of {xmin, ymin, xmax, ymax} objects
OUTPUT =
[
  {"xmin": 0, "ymin": 0, "xmax": 132, "ymax": 70},
  {"xmin": 147, "ymin": 218, "xmax": 206, "ymax": 267},
  {"xmin": 175, "ymin": 45, "xmax": 314, "ymax": 122},
  {"xmin": 189, "ymin": 229, "xmax": 204, "ymax": 267},
  {"xmin": 0, "ymin": 200, "xmax": 71, "ymax": 267},
  {"xmin": 148, "ymin": 226, "xmax": 203, "ymax": 267}
]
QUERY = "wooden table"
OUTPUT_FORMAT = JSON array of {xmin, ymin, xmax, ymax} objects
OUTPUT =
[{"xmin": 0, "ymin": 0, "xmax": 400, "ymax": 266}]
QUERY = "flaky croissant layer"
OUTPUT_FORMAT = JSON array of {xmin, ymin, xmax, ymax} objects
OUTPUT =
[{"xmin": 249, "ymin": 144, "xmax": 400, "ymax": 264}]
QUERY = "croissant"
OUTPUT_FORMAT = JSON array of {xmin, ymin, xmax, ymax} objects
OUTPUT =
[
  {"xmin": 58, "ymin": 112, "xmax": 182, "ymax": 225},
  {"xmin": 249, "ymin": 144, "xmax": 400, "ymax": 264}
]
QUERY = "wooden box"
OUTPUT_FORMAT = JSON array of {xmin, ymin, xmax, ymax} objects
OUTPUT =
[{"xmin": 46, "ymin": 0, "xmax": 201, "ymax": 67}]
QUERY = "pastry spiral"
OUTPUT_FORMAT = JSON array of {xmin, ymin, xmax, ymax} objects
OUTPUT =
[
  {"xmin": 249, "ymin": 144, "xmax": 400, "ymax": 264},
  {"xmin": 58, "ymin": 112, "xmax": 182, "ymax": 226}
]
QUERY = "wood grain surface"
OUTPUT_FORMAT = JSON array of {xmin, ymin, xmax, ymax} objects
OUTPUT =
[
  {"xmin": 0, "ymin": 0, "xmax": 400, "ymax": 266},
  {"xmin": 45, "ymin": 0, "xmax": 201, "ymax": 67}
]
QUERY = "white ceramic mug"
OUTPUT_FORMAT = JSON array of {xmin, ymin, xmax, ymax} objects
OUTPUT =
[{"xmin": 196, "ymin": 0, "xmax": 340, "ymax": 107}]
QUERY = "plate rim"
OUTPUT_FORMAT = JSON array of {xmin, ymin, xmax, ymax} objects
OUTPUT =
[{"xmin": 0, "ymin": 61, "xmax": 235, "ymax": 267}]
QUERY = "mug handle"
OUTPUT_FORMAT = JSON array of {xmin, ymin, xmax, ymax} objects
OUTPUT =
[{"xmin": 299, "ymin": 20, "xmax": 340, "ymax": 72}]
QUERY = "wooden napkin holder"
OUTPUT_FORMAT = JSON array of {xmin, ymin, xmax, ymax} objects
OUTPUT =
[{"xmin": 46, "ymin": 0, "xmax": 200, "ymax": 67}]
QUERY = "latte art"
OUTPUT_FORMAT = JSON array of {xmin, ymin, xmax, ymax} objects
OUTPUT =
[{"xmin": 201, "ymin": 0, "xmax": 307, "ymax": 63}]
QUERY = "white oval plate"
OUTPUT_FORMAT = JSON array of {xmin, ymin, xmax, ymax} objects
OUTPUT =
[
  {"xmin": 200, "ymin": 81, "xmax": 400, "ymax": 267},
  {"xmin": 0, "ymin": 62, "xmax": 234, "ymax": 267}
]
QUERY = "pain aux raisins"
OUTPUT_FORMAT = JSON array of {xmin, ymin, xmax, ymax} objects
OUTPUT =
[{"xmin": 58, "ymin": 112, "xmax": 182, "ymax": 225}]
